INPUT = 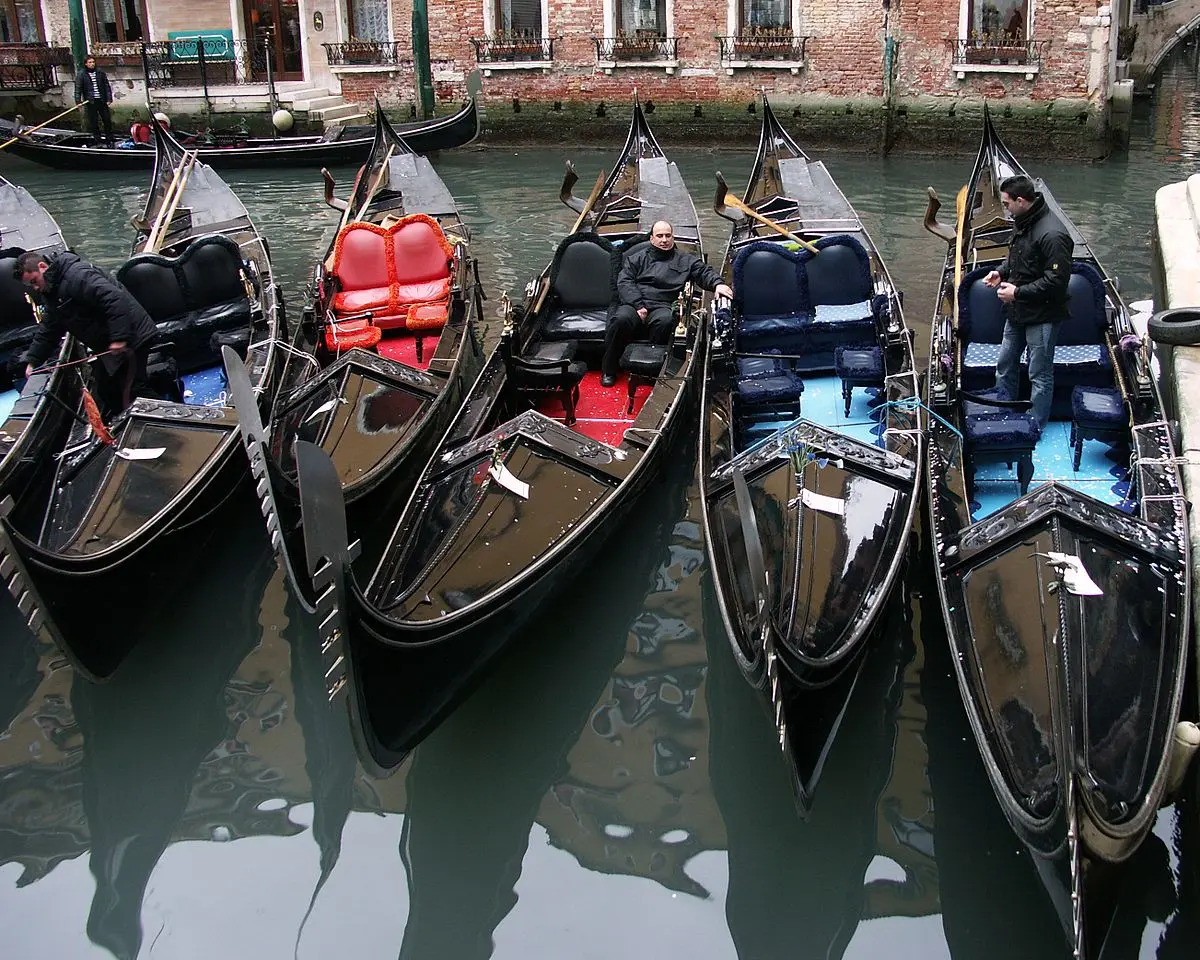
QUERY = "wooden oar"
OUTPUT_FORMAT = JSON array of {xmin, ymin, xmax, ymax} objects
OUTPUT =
[
  {"xmin": 951, "ymin": 184, "xmax": 968, "ymax": 332},
  {"xmin": 144, "ymin": 151, "xmax": 197, "ymax": 253},
  {"xmin": 714, "ymin": 173, "xmax": 819, "ymax": 255},
  {"xmin": 0, "ymin": 102, "xmax": 85, "ymax": 152},
  {"xmin": 922, "ymin": 186, "xmax": 957, "ymax": 243},
  {"xmin": 569, "ymin": 168, "xmax": 606, "ymax": 235}
]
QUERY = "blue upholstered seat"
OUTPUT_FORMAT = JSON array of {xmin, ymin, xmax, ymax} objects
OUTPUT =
[
  {"xmin": 1069, "ymin": 385, "xmax": 1126, "ymax": 471},
  {"xmin": 964, "ymin": 414, "xmax": 1041, "ymax": 447},
  {"xmin": 1071, "ymin": 385, "xmax": 1124, "ymax": 425},
  {"xmin": 834, "ymin": 345, "xmax": 884, "ymax": 380},
  {"xmin": 736, "ymin": 373, "xmax": 806, "ymax": 405}
]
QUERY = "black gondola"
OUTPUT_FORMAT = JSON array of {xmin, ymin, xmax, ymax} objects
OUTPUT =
[
  {"xmin": 698, "ymin": 94, "xmax": 922, "ymax": 806},
  {"xmin": 0, "ymin": 98, "xmax": 478, "ymax": 171},
  {"xmin": 0, "ymin": 119, "xmax": 288, "ymax": 680},
  {"xmin": 292, "ymin": 96, "xmax": 708, "ymax": 773},
  {"xmin": 0, "ymin": 175, "xmax": 81, "ymax": 534},
  {"xmin": 922, "ymin": 107, "xmax": 1193, "ymax": 959},
  {"xmin": 226, "ymin": 105, "xmax": 483, "ymax": 608}
]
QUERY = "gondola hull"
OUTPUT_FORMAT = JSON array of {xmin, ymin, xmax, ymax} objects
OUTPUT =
[
  {"xmin": 0, "ymin": 120, "xmax": 287, "ymax": 678},
  {"xmin": 0, "ymin": 99, "xmax": 478, "ymax": 171},
  {"xmin": 923, "ymin": 110, "xmax": 1191, "ymax": 959}
]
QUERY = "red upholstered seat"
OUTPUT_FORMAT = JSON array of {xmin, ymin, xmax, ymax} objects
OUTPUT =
[
  {"xmin": 324, "ymin": 315, "xmax": 382, "ymax": 353},
  {"xmin": 327, "ymin": 215, "xmax": 455, "ymax": 332}
]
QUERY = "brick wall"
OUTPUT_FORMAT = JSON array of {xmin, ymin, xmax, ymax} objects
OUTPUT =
[{"xmin": 373, "ymin": 0, "xmax": 1111, "ymax": 112}]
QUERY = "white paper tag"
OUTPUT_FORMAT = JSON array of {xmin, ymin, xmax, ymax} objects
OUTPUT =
[
  {"xmin": 1043, "ymin": 552, "xmax": 1103, "ymax": 596},
  {"xmin": 303, "ymin": 398, "xmax": 343, "ymax": 423},
  {"xmin": 115, "ymin": 447, "xmax": 167, "ymax": 461},
  {"xmin": 800, "ymin": 487, "xmax": 845, "ymax": 516},
  {"xmin": 489, "ymin": 462, "xmax": 529, "ymax": 499}
]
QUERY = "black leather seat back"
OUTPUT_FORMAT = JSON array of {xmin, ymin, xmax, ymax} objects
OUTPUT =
[
  {"xmin": 803, "ymin": 236, "xmax": 873, "ymax": 306},
  {"xmin": 550, "ymin": 234, "xmax": 616, "ymax": 310}
]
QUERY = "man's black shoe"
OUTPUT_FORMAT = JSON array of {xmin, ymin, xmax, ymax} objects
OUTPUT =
[{"xmin": 601, "ymin": 373, "xmax": 617, "ymax": 388}]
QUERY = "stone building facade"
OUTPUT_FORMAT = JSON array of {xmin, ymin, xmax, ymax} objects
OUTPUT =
[{"xmin": 1, "ymin": 0, "xmax": 1123, "ymax": 144}]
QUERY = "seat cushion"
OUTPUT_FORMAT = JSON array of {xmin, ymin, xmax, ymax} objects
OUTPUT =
[
  {"xmin": 965, "ymin": 413, "xmax": 1041, "ymax": 447},
  {"xmin": 333, "ymin": 286, "xmax": 390, "ymax": 314},
  {"xmin": 529, "ymin": 341, "xmax": 577, "ymax": 362},
  {"xmin": 543, "ymin": 308, "xmax": 608, "ymax": 342},
  {"xmin": 330, "ymin": 225, "xmax": 392, "ymax": 291},
  {"xmin": 324, "ymin": 316, "xmax": 382, "ymax": 352},
  {"xmin": 549, "ymin": 234, "xmax": 617, "ymax": 311},
  {"xmin": 390, "ymin": 215, "xmax": 454, "ymax": 285},
  {"xmin": 1059, "ymin": 262, "xmax": 1108, "ymax": 346},
  {"xmin": 395, "ymin": 277, "xmax": 452, "ymax": 307},
  {"xmin": 802, "ymin": 235, "xmax": 873, "ymax": 306},
  {"xmin": 964, "ymin": 341, "xmax": 1008, "ymax": 369},
  {"xmin": 407, "ymin": 301, "xmax": 449, "ymax": 332},
  {"xmin": 814, "ymin": 300, "xmax": 873, "ymax": 324},
  {"xmin": 1072, "ymin": 386, "xmax": 1125, "ymax": 427},
  {"xmin": 1054, "ymin": 344, "xmax": 1107, "ymax": 366},
  {"xmin": 158, "ymin": 299, "xmax": 252, "ymax": 373},
  {"xmin": 737, "ymin": 354, "xmax": 787, "ymax": 379},
  {"xmin": 736, "ymin": 373, "xmax": 805, "ymax": 405},
  {"xmin": 620, "ymin": 342, "xmax": 668, "ymax": 376},
  {"xmin": 835, "ymin": 345, "xmax": 884, "ymax": 381},
  {"xmin": 957, "ymin": 266, "xmax": 1008, "ymax": 344}
]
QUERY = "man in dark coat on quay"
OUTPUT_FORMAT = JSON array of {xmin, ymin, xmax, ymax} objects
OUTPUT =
[
  {"xmin": 17, "ymin": 250, "xmax": 158, "ymax": 415},
  {"xmin": 602, "ymin": 219, "xmax": 734, "ymax": 386},
  {"xmin": 75, "ymin": 53, "xmax": 115, "ymax": 146},
  {"xmin": 983, "ymin": 173, "xmax": 1074, "ymax": 431}
]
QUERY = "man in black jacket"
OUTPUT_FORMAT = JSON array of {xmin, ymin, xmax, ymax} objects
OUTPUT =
[
  {"xmin": 983, "ymin": 174, "xmax": 1073, "ymax": 430},
  {"xmin": 602, "ymin": 220, "xmax": 733, "ymax": 387},
  {"xmin": 75, "ymin": 54, "xmax": 114, "ymax": 146},
  {"xmin": 17, "ymin": 251, "xmax": 158, "ymax": 414}
]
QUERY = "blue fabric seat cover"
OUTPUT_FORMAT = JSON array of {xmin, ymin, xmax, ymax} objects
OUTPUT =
[
  {"xmin": 965, "ymin": 413, "xmax": 1041, "ymax": 446},
  {"xmin": 1071, "ymin": 385, "xmax": 1124, "ymax": 426},
  {"xmin": 835, "ymin": 345, "xmax": 884, "ymax": 380},
  {"xmin": 736, "ymin": 373, "xmax": 805, "ymax": 405}
]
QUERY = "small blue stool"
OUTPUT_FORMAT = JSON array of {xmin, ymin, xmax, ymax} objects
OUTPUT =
[
  {"xmin": 1069, "ymin": 386, "xmax": 1126, "ymax": 471},
  {"xmin": 964, "ymin": 411, "xmax": 1040, "ymax": 498},
  {"xmin": 834, "ymin": 345, "xmax": 884, "ymax": 417}
]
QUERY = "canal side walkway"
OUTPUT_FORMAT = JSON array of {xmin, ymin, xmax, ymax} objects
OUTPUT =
[{"xmin": 1153, "ymin": 173, "xmax": 1200, "ymax": 682}]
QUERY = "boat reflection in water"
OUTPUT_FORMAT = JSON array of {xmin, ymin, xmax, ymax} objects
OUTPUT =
[{"xmin": 396, "ymin": 428, "xmax": 698, "ymax": 957}]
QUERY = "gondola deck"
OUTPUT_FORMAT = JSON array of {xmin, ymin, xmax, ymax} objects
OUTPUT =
[{"xmin": 535, "ymin": 370, "xmax": 650, "ymax": 445}]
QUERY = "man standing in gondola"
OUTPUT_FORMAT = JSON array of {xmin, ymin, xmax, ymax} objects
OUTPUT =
[
  {"xmin": 75, "ymin": 54, "xmax": 115, "ymax": 147},
  {"xmin": 16, "ymin": 250, "xmax": 158, "ymax": 415},
  {"xmin": 602, "ymin": 220, "xmax": 734, "ymax": 387},
  {"xmin": 983, "ymin": 174, "xmax": 1073, "ymax": 432}
]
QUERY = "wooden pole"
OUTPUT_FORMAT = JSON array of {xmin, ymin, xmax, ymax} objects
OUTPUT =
[
  {"xmin": 0, "ymin": 102, "xmax": 85, "ymax": 151},
  {"xmin": 714, "ymin": 174, "xmax": 820, "ymax": 255}
]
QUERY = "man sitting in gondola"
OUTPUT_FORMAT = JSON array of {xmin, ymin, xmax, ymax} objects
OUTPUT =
[
  {"xmin": 602, "ymin": 220, "xmax": 733, "ymax": 387},
  {"xmin": 16, "ymin": 251, "xmax": 158, "ymax": 415}
]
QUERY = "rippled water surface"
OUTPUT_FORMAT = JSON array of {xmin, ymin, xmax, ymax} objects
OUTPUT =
[{"xmin": 1, "ymin": 53, "xmax": 1198, "ymax": 960}]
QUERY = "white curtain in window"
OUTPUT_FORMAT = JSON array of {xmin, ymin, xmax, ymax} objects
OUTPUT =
[
  {"xmin": 352, "ymin": 0, "xmax": 389, "ymax": 41},
  {"xmin": 743, "ymin": 0, "xmax": 789, "ymax": 30},
  {"xmin": 619, "ymin": 0, "xmax": 665, "ymax": 33},
  {"xmin": 496, "ymin": 0, "xmax": 541, "ymax": 36}
]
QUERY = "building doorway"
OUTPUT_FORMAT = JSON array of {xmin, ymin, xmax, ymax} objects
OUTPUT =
[{"xmin": 243, "ymin": 0, "xmax": 303, "ymax": 81}]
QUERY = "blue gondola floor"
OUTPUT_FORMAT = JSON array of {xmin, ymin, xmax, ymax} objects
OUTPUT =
[
  {"xmin": 970, "ymin": 419, "xmax": 1130, "ymax": 520},
  {"xmin": 741, "ymin": 373, "xmax": 883, "ymax": 450}
]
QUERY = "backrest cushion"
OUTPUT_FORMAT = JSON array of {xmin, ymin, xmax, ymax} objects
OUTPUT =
[
  {"xmin": 179, "ymin": 236, "xmax": 246, "ymax": 309},
  {"xmin": 732, "ymin": 241, "xmax": 807, "ymax": 319},
  {"xmin": 118, "ymin": 257, "xmax": 189, "ymax": 323},
  {"xmin": 1059, "ymin": 261, "xmax": 1108, "ymax": 346},
  {"xmin": 0, "ymin": 254, "xmax": 34, "ymax": 329},
  {"xmin": 390, "ymin": 214, "xmax": 454, "ymax": 285},
  {"xmin": 957, "ymin": 265, "xmax": 1006, "ymax": 344},
  {"xmin": 801, "ymin": 234, "xmax": 873, "ymax": 306},
  {"xmin": 550, "ymin": 233, "xmax": 616, "ymax": 310},
  {"xmin": 331, "ymin": 223, "xmax": 391, "ymax": 291}
]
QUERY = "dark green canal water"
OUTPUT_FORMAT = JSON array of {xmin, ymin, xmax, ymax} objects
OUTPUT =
[{"xmin": 1, "ymin": 54, "xmax": 1198, "ymax": 960}]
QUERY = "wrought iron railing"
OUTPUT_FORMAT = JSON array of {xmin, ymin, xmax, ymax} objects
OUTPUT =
[
  {"xmin": 594, "ymin": 35, "xmax": 678, "ymax": 62},
  {"xmin": 322, "ymin": 41, "xmax": 409, "ymax": 66},
  {"xmin": 0, "ymin": 43, "xmax": 73, "ymax": 91},
  {"xmin": 948, "ymin": 36, "xmax": 1049, "ymax": 66},
  {"xmin": 717, "ymin": 34, "xmax": 808, "ymax": 61},
  {"xmin": 471, "ymin": 35, "xmax": 554, "ymax": 63},
  {"xmin": 142, "ymin": 38, "xmax": 266, "ymax": 86}
]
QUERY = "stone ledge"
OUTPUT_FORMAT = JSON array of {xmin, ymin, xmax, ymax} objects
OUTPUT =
[
  {"xmin": 597, "ymin": 59, "xmax": 679, "ymax": 75},
  {"xmin": 480, "ymin": 60, "xmax": 553, "ymax": 77},
  {"xmin": 953, "ymin": 62, "xmax": 1040, "ymax": 81},
  {"xmin": 329, "ymin": 65, "xmax": 404, "ymax": 75}
]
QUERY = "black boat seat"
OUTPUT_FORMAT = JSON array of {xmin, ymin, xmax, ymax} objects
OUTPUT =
[
  {"xmin": 734, "ymin": 351, "xmax": 805, "ymax": 426},
  {"xmin": 733, "ymin": 237, "xmax": 877, "ymax": 373},
  {"xmin": 1070, "ymin": 385, "xmax": 1126, "ymax": 471},
  {"xmin": 505, "ymin": 336, "xmax": 587, "ymax": 425},
  {"xmin": 0, "ymin": 252, "xmax": 37, "ymax": 390},
  {"xmin": 117, "ymin": 234, "xmax": 253, "ymax": 374},
  {"xmin": 835, "ymin": 345, "xmax": 884, "ymax": 417},
  {"xmin": 540, "ymin": 233, "xmax": 617, "ymax": 351},
  {"xmin": 958, "ymin": 262, "xmax": 1112, "ymax": 418},
  {"xmin": 619, "ymin": 342, "xmax": 667, "ymax": 414}
]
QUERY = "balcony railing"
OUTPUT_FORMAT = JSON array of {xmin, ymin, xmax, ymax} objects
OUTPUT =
[
  {"xmin": 322, "ymin": 41, "xmax": 409, "ymax": 67},
  {"xmin": 948, "ymin": 36, "xmax": 1049, "ymax": 66},
  {"xmin": 141, "ymin": 39, "xmax": 265, "ymax": 87},
  {"xmin": 471, "ymin": 35, "xmax": 554, "ymax": 63},
  {"xmin": 594, "ymin": 35, "xmax": 678, "ymax": 63},
  {"xmin": 0, "ymin": 43, "xmax": 73, "ymax": 91},
  {"xmin": 717, "ymin": 34, "xmax": 808, "ymax": 61}
]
